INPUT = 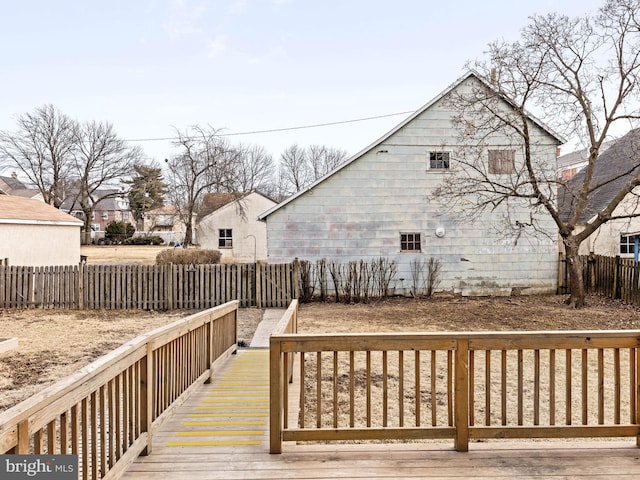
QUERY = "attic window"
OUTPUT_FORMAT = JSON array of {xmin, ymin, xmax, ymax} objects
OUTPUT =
[
  {"xmin": 488, "ymin": 150, "xmax": 516, "ymax": 174},
  {"xmin": 219, "ymin": 229, "xmax": 233, "ymax": 248},
  {"xmin": 429, "ymin": 152, "xmax": 450, "ymax": 170}
]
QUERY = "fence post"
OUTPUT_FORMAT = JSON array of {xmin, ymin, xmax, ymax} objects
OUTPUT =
[
  {"xmin": 167, "ymin": 264, "xmax": 174, "ymax": 310},
  {"xmin": 78, "ymin": 263, "xmax": 85, "ymax": 310},
  {"xmin": 454, "ymin": 339, "xmax": 469, "ymax": 452},
  {"xmin": 293, "ymin": 259, "xmax": 300, "ymax": 300},
  {"xmin": 256, "ymin": 262, "xmax": 263, "ymax": 309},
  {"xmin": 614, "ymin": 255, "xmax": 621, "ymax": 299}
]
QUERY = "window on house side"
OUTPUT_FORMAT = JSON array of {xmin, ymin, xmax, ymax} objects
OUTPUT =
[
  {"xmin": 219, "ymin": 229, "xmax": 233, "ymax": 248},
  {"xmin": 620, "ymin": 235, "xmax": 636, "ymax": 256},
  {"xmin": 400, "ymin": 233, "xmax": 421, "ymax": 252},
  {"xmin": 429, "ymin": 152, "xmax": 450, "ymax": 170},
  {"xmin": 488, "ymin": 150, "xmax": 516, "ymax": 174}
]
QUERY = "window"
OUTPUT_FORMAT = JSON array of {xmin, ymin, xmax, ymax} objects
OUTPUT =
[
  {"xmin": 219, "ymin": 229, "xmax": 233, "ymax": 248},
  {"xmin": 429, "ymin": 152, "xmax": 450, "ymax": 170},
  {"xmin": 620, "ymin": 235, "xmax": 636, "ymax": 256},
  {"xmin": 488, "ymin": 150, "xmax": 516, "ymax": 174},
  {"xmin": 101, "ymin": 212, "xmax": 109, "ymax": 220},
  {"xmin": 400, "ymin": 233, "xmax": 421, "ymax": 252}
]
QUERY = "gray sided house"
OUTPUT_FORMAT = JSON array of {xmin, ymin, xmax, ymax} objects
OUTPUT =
[{"xmin": 259, "ymin": 72, "xmax": 563, "ymax": 296}]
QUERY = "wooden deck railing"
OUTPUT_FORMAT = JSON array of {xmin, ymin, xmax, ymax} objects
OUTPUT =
[
  {"xmin": 0, "ymin": 301, "xmax": 238, "ymax": 479},
  {"xmin": 270, "ymin": 330, "xmax": 640, "ymax": 453}
]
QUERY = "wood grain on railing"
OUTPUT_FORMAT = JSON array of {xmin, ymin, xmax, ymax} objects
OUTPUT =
[
  {"xmin": 0, "ymin": 301, "xmax": 238, "ymax": 479},
  {"xmin": 270, "ymin": 329, "xmax": 640, "ymax": 453}
]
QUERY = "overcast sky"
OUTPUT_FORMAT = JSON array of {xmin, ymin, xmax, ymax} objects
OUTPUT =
[{"xmin": 0, "ymin": 0, "xmax": 605, "ymax": 167}]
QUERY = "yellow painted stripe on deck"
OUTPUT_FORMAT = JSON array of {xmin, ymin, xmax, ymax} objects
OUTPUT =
[
  {"xmin": 202, "ymin": 399, "xmax": 268, "ymax": 403},
  {"xmin": 195, "ymin": 405, "xmax": 268, "ymax": 410},
  {"xmin": 167, "ymin": 440, "xmax": 261, "ymax": 447},
  {"xmin": 184, "ymin": 420, "xmax": 266, "ymax": 426},
  {"xmin": 206, "ymin": 393, "xmax": 269, "ymax": 398},
  {"xmin": 190, "ymin": 413, "xmax": 268, "ymax": 417},
  {"xmin": 210, "ymin": 387, "xmax": 269, "ymax": 391},
  {"xmin": 176, "ymin": 430, "xmax": 264, "ymax": 436}
]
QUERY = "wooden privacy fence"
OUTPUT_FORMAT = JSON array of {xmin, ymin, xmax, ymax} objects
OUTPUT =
[
  {"xmin": 558, "ymin": 253, "xmax": 640, "ymax": 305},
  {"xmin": 0, "ymin": 262, "xmax": 297, "ymax": 310},
  {"xmin": 0, "ymin": 301, "xmax": 239, "ymax": 480},
  {"xmin": 270, "ymin": 329, "xmax": 640, "ymax": 453}
]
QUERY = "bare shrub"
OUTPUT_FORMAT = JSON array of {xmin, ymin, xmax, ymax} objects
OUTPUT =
[
  {"xmin": 316, "ymin": 258, "xmax": 328, "ymax": 302},
  {"xmin": 426, "ymin": 257, "xmax": 442, "ymax": 297},
  {"xmin": 298, "ymin": 260, "xmax": 315, "ymax": 303},
  {"xmin": 371, "ymin": 257, "xmax": 397, "ymax": 297},
  {"xmin": 155, "ymin": 248, "xmax": 221, "ymax": 265},
  {"xmin": 328, "ymin": 261, "xmax": 343, "ymax": 303}
]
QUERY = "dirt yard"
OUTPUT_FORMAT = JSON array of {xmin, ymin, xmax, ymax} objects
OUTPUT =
[
  {"xmin": 1, "ymin": 294, "xmax": 640, "ymax": 414},
  {"xmin": 81, "ymin": 245, "xmax": 172, "ymax": 264}
]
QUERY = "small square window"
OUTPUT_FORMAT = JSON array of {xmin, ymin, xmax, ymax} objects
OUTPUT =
[
  {"xmin": 400, "ymin": 233, "xmax": 421, "ymax": 252},
  {"xmin": 620, "ymin": 235, "xmax": 635, "ymax": 256},
  {"xmin": 219, "ymin": 229, "xmax": 233, "ymax": 248},
  {"xmin": 488, "ymin": 150, "xmax": 516, "ymax": 174},
  {"xmin": 429, "ymin": 152, "xmax": 450, "ymax": 170}
]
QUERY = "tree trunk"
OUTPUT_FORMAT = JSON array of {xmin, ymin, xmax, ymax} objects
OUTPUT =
[
  {"xmin": 184, "ymin": 220, "xmax": 193, "ymax": 247},
  {"xmin": 564, "ymin": 241, "xmax": 585, "ymax": 308}
]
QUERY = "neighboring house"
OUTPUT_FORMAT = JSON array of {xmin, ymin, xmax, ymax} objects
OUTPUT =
[
  {"xmin": 259, "ymin": 72, "xmax": 564, "ymax": 296},
  {"xmin": 197, "ymin": 192, "xmax": 276, "ymax": 262},
  {"xmin": 140, "ymin": 205, "xmax": 194, "ymax": 245},
  {"xmin": 559, "ymin": 128, "xmax": 640, "ymax": 259},
  {"xmin": 557, "ymin": 141, "xmax": 612, "ymax": 181},
  {"xmin": 0, "ymin": 195, "xmax": 82, "ymax": 266},
  {"xmin": 0, "ymin": 173, "xmax": 43, "ymax": 200},
  {"xmin": 60, "ymin": 189, "xmax": 134, "ymax": 232}
]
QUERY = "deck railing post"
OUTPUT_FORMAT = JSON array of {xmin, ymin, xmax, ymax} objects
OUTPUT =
[
  {"xmin": 636, "ymin": 346, "xmax": 640, "ymax": 447},
  {"xmin": 141, "ymin": 344, "xmax": 153, "ymax": 455},
  {"xmin": 454, "ymin": 339, "xmax": 470, "ymax": 452},
  {"xmin": 270, "ymin": 337, "xmax": 283, "ymax": 454}
]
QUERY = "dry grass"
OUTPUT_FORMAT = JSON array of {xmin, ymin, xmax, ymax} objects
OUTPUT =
[
  {"xmin": 295, "ymin": 295, "xmax": 640, "ymax": 438},
  {"xmin": 81, "ymin": 245, "xmax": 170, "ymax": 264},
  {"xmin": 2, "ymin": 293, "xmax": 640, "ymax": 423},
  {"xmin": 0, "ymin": 307, "xmax": 263, "ymax": 412}
]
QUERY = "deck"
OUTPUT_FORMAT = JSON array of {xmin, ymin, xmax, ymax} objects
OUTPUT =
[{"xmin": 122, "ymin": 349, "xmax": 640, "ymax": 479}]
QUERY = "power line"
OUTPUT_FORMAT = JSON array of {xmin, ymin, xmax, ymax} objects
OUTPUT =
[{"xmin": 124, "ymin": 110, "xmax": 414, "ymax": 143}]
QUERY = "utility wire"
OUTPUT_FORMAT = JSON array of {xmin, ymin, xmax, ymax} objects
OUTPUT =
[{"xmin": 124, "ymin": 110, "xmax": 414, "ymax": 143}]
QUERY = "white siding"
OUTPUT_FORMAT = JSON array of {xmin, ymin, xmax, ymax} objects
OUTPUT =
[
  {"xmin": 0, "ymin": 224, "xmax": 81, "ymax": 266},
  {"xmin": 197, "ymin": 193, "xmax": 275, "ymax": 262},
  {"xmin": 265, "ymin": 76, "xmax": 560, "ymax": 296}
]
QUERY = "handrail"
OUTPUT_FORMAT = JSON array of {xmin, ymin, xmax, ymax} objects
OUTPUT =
[
  {"xmin": 270, "ymin": 329, "xmax": 640, "ymax": 453},
  {"xmin": 0, "ymin": 300, "xmax": 239, "ymax": 479}
]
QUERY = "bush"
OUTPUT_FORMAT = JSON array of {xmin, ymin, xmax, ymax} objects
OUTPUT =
[
  {"xmin": 124, "ymin": 236, "xmax": 165, "ymax": 245},
  {"xmin": 155, "ymin": 248, "xmax": 222, "ymax": 265},
  {"xmin": 105, "ymin": 221, "xmax": 135, "ymax": 244}
]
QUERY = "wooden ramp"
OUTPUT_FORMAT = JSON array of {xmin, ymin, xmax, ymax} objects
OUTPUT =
[{"xmin": 122, "ymin": 349, "xmax": 640, "ymax": 479}]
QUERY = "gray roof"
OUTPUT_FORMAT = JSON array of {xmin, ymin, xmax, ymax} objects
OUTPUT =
[{"xmin": 558, "ymin": 129, "xmax": 640, "ymax": 224}]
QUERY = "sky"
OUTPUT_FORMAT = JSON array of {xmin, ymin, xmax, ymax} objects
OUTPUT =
[{"xmin": 0, "ymin": 0, "xmax": 606, "ymax": 168}]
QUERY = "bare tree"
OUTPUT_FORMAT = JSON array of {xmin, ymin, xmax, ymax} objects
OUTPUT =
[
  {"xmin": 278, "ymin": 144, "xmax": 348, "ymax": 197},
  {"xmin": 0, "ymin": 104, "xmax": 76, "ymax": 207},
  {"xmin": 279, "ymin": 144, "xmax": 310, "ymax": 196},
  {"xmin": 438, "ymin": 0, "xmax": 640, "ymax": 308},
  {"xmin": 165, "ymin": 126, "xmax": 239, "ymax": 246},
  {"xmin": 233, "ymin": 143, "xmax": 275, "ymax": 193},
  {"xmin": 70, "ymin": 121, "xmax": 142, "ymax": 243},
  {"xmin": 307, "ymin": 144, "xmax": 348, "ymax": 180}
]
